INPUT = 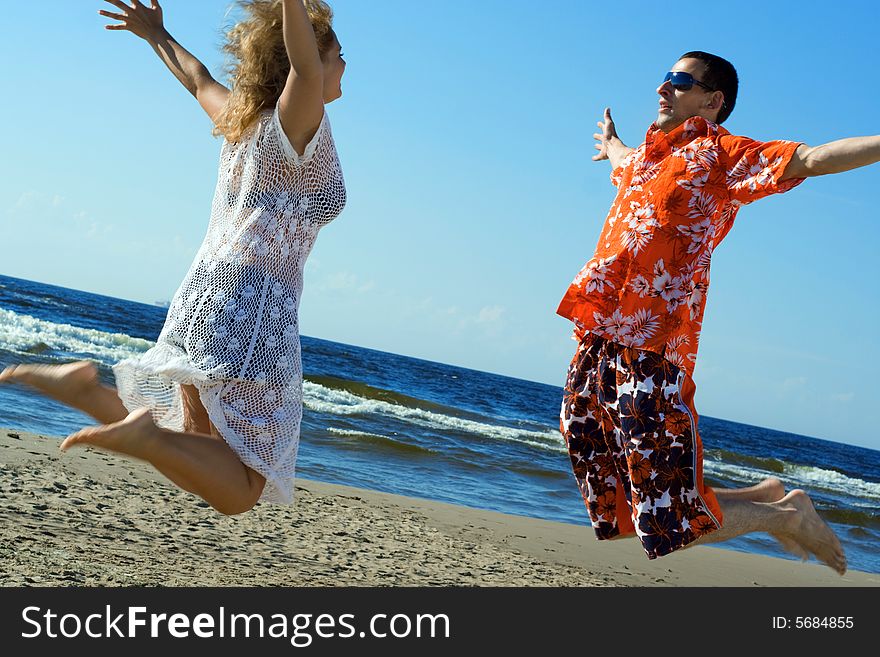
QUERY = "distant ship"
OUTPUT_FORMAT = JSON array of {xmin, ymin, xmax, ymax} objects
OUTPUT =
[{"xmin": 153, "ymin": 300, "xmax": 171, "ymax": 308}]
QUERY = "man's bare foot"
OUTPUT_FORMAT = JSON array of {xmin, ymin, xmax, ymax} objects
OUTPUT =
[
  {"xmin": 60, "ymin": 407, "xmax": 160, "ymax": 459},
  {"xmin": 771, "ymin": 532, "xmax": 810, "ymax": 561},
  {"xmin": 748, "ymin": 477, "xmax": 785, "ymax": 503},
  {"xmin": 716, "ymin": 476, "xmax": 785, "ymax": 503},
  {"xmin": 753, "ymin": 479, "xmax": 809, "ymax": 560},
  {"xmin": 0, "ymin": 361, "xmax": 127, "ymax": 423},
  {"xmin": 776, "ymin": 489, "xmax": 847, "ymax": 575},
  {"xmin": 715, "ymin": 478, "xmax": 807, "ymax": 558},
  {"xmin": 756, "ymin": 479, "xmax": 811, "ymax": 560}
]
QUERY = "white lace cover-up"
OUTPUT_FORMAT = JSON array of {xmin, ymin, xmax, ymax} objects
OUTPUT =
[{"xmin": 113, "ymin": 106, "xmax": 346, "ymax": 503}]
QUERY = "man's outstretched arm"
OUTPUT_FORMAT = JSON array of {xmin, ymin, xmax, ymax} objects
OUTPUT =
[
  {"xmin": 781, "ymin": 136, "xmax": 880, "ymax": 180},
  {"xmin": 593, "ymin": 108, "xmax": 634, "ymax": 170}
]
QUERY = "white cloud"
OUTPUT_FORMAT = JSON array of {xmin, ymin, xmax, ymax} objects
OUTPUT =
[
  {"xmin": 5, "ymin": 191, "xmax": 115, "ymax": 236},
  {"xmin": 477, "ymin": 305, "xmax": 505, "ymax": 323},
  {"xmin": 315, "ymin": 270, "xmax": 376, "ymax": 294},
  {"xmin": 8, "ymin": 190, "xmax": 42, "ymax": 214}
]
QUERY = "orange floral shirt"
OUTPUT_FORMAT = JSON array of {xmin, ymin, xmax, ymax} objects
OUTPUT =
[{"xmin": 557, "ymin": 116, "xmax": 805, "ymax": 377}]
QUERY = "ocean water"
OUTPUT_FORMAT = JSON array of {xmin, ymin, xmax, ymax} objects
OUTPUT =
[{"xmin": 1, "ymin": 272, "xmax": 878, "ymax": 574}]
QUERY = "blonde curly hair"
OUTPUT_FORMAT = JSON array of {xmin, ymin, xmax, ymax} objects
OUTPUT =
[{"xmin": 213, "ymin": 0, "xmax": 335, "ymax": 142}]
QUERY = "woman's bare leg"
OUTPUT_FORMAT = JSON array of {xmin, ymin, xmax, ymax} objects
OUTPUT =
[
  {"xmin": 62, "ymin": 407, "xmax": 266, "ymax": 515},
  {"xmin": 2, "ymin": 362, "xmax": 265, "ymax": 514},
  {"xmin": 180, "ymin": 383, "xmax": 216, "ymax": 434},
  {"xmin": 0, "ymin": 361, "xmax": 127, "ymax": 424}
]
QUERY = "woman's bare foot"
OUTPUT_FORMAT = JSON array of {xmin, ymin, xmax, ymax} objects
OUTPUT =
[
  {"xmin": 775, "ymin": 489, "xmax": 847, "ymax": 575},
  {"xmin": 0, "ymin": 360, "xmax": 98, "ymax": 400},
  {"xmin": 60, "ymin": 407, "xmax": 160, "ymax": 459},
  {"xmin": 0, "ymin": 361, "xmax": 127, "ymax": 423}
]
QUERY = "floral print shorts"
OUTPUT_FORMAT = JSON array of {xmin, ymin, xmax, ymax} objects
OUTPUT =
[{"xmin": 560, "ymin": 332, "xmax": 723, "ymax": 559}]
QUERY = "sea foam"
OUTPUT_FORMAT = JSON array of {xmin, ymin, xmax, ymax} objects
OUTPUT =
[
  {"xmin": 0, "ymin": 308, "xmax": 152, "ymax": 364},
  {"xmin": 304, "ymin": 381, "xmax": 565, "ymax": 452}
]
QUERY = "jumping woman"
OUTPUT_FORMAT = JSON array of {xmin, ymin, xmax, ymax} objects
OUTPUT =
[{"xmin": 0, "ymin": 0, "xmax": 347, "ymax": 515}]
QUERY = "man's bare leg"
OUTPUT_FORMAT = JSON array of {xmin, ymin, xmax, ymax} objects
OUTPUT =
[
  {"xmin": 691, "ymin": 490, "xmax": 846, "ymax": 575},
  {"xmin": 611, "ymin": 478, "xmax": 809, "ymax": 561},
  {"xmin": 61, "ymin": 408, "xmax": 265, "ymax": 516},
  {"xmin": 611, "ymin": 477, "xmax": 785, "ymax": 533},
  {"xmin": 714, "ymin": 478, "xmax": 807, "ymax": 558},
  {"xmin": 0, "ymin": 361, "xmax": 127, "ymax": 424}
]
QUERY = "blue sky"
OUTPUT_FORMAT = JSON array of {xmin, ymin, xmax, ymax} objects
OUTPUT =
[{"xmin": 1, "ymin": 0, "xmax": 878, "ymax": 449}]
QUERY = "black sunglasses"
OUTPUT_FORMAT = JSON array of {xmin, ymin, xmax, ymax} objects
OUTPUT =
[{"xmin": 663, "ymin": 71, "xmax": 715, "ymax": 92}]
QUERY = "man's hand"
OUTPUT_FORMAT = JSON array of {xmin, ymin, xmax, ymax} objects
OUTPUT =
[
  {"xmin": 592, "ymin": 108, "xmax": 619, "ymax": 161},
  {"xmin": 99, "ymin": 0, "xmax": 166, "ymax": 42},
  {"xmin": 592, "ymin": 107, "xmax": 633, "ymax": 170}
]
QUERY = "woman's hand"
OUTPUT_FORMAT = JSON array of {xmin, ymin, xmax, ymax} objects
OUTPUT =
[
  {"xmin": 99, "ymin": 0, "xmax": 166, "ymax": 41},
  {"xmin": 98, "ymin": 0, "xmax": 228, "ymax": 121}
]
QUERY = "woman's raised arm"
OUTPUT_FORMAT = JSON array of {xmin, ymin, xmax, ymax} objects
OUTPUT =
[
  {"xmin": 276, "ymin": 0, "xmax": 327, "ymax": 155},
  {"xmin": 99, "ymin": 0, "xmax": 229, "ymax": 122}
]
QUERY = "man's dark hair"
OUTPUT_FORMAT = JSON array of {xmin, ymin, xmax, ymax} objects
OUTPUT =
[{"xmin": 679, "ymin": 51, "xmax": 738, "ymax": 124}]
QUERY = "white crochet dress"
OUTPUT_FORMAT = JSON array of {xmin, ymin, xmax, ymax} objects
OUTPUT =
[{"xmin": 113, "ymin": 105, "xmax": 346, "ymax": 503}]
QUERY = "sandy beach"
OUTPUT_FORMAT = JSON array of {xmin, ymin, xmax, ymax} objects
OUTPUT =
[{"xmin": 0, "ymin": 428, "xmax": 876, "ymax": 587}]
